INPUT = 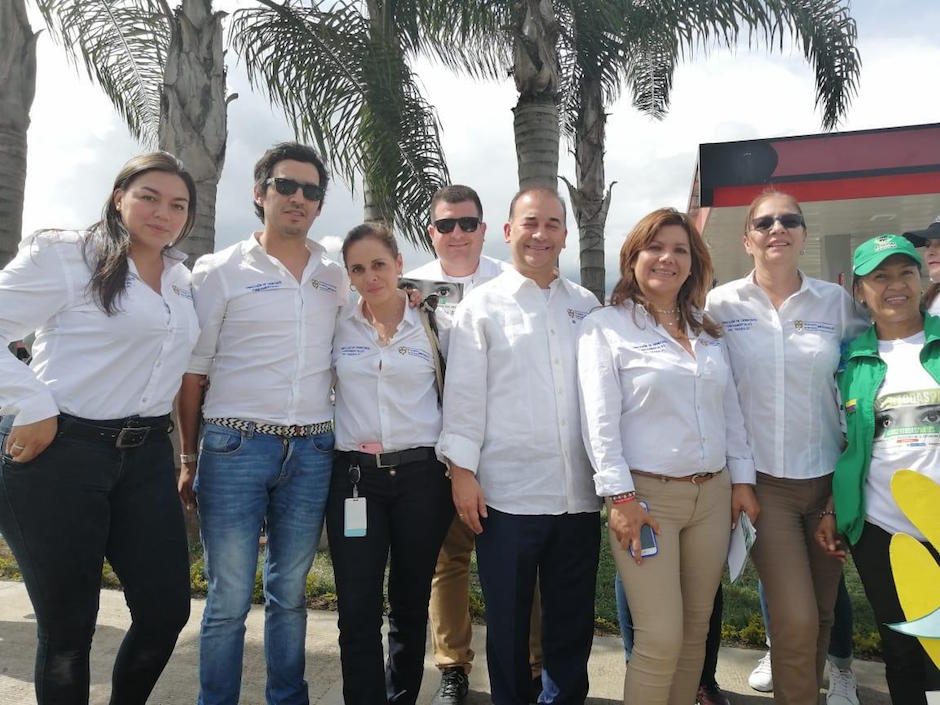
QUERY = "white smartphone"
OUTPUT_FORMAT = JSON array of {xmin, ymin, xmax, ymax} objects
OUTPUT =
[{"xmin": 630, "ymin": 500, "xmax": 659, "ymax": 558}]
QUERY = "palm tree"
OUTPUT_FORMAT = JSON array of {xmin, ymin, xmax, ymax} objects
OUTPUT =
[
  {"xmin": 560, "ymin": 0, "xmax": 861, "ymax": 301},
  {"xmin": 0, "ymin": 0, "xmax": 228, "ymax": 266},
  {"xmin": 230, "ymin": 0, "xmax": 453, "ymax": 249},
  {"xmin": 0, "ymin": 0, "xmax": 38, "ymax": 267}
]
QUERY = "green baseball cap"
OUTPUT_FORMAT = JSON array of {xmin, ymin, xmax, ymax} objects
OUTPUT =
[{"xmin": 852, "ymin": 234, "xmax": 923, "ymax": 276}]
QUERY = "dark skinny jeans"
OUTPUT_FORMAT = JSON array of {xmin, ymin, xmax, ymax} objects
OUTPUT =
[{"xmin": 0, "ymin": 415, "xmax": 191, "ymax": 705}]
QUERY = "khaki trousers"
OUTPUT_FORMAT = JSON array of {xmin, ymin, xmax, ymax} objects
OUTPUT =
[
  {"xmin": 612, "ymin": 470, "xmax": 731, "ymax": 705},
  {"xmin": 751, "ymin": 473, "xmax": 843, "ymax": 705},
  {"xmin": 428, "ymin": 514, "xmax": 542, "ymax": 675}
]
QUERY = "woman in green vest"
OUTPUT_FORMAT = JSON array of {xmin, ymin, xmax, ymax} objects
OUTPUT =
[{"xmin": 816, "ymin": 234, "xmax": 940, "ymax": 704}]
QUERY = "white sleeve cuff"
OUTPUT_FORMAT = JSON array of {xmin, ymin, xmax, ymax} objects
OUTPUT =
[
  {"xmin": 11, "ymin": 392, "xmax": 60, "ymax": 426},
  {"xmin": 727, "ymin": 458, "xmax": 756, "ymax": 485},
  {"xmin": 435, "ymin": 434, "xmax": 481, "ymax": 474}
]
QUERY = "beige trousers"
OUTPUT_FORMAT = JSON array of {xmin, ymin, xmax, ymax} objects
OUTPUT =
[
  {"xmin": 751, "ymin": 473, "xmax": 843, "ymax": 705},
  {"xmin": 612, "ymin": 470, "xmax": 731, "ymax": 705},
  {"xmin": 428, "ymin": 514, "xmax": 542, "ymax": 675}
]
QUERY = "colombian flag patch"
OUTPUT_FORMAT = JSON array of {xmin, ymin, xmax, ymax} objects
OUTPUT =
[{"xmin": 845, "ymin": 399, "xmax": 857, "ymax": 414}]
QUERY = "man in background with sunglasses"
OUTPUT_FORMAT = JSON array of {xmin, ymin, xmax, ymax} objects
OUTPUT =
[
  {"xmin": 407, "ymin": 185, "xmax": 548, "ymax": 705},
  {"xmin": 178, "ymin": 142, "xmax": 346, "ymax": 705}
]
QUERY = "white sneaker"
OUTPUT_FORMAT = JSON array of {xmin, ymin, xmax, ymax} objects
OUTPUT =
[
  {"xmin": 827, "ymin": 663, "xmax": 860, "ymax": 705},
  {"xmin": 748, "ymin": 651, "xmax": 773, "ymax": 692}
]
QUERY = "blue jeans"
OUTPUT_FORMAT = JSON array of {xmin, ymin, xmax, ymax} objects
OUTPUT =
[
  {"xmin": 195, "ymin": 422, "xmax": 334, "ymax": 705},
  {"xmin": 758, "ymin": 574, "xmax": 854, "ymax": 662}
]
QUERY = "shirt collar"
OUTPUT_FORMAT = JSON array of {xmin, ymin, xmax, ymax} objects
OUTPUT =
[
  {"xmin": 745, "ymin": 269, "xmax": 820, "ymax": 300},
  {"xmin": 500, "ymin": 266, "xmax": 566, "ymax": 295},
  {"xmin": 345, "ymin": 292, "xmax": 417, "ymax": 330}
]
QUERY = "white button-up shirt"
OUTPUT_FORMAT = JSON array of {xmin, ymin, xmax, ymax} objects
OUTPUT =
[
  {"xmin": 578, "ymin": 300, "xmax": 755, "ymax": 495},
  {"xmin": 0, "ymin": 230, "xmax": 199, "ymax": 425},
  {"xmin": 405, "ymin": 254, "xmax": 508, "ymax": 356},
  {"xmin": 706, "ymin": 272, "xmax": 868, "ymax": 480},
  {"xmin": 188, "ymin": 234, "xmax": 347, "ymax": 425},
  {"xmin": 333, "ymin": 299, "xmax": 441, "ymax": 452},
  {"xmin": 437, "ymin": 268, "xmax": 601, "ymax": 515}
]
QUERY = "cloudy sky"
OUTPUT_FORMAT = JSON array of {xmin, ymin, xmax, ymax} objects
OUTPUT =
[{"xmin": 20, "ymin": 1, "xmax": 940, "ymax": 295}]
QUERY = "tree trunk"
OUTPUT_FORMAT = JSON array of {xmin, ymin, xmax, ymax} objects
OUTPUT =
[
  {"xmin": 511, "ymin": 0, "xmax": 560, "ymax": 189},
  {"xmin": 158, "ymin": 0, "xmax": 228, "ymax": 267},
  {"xmin": 563, "ymin": 75, "xmax": 612, "ymax": 303},
  {"xmin": 0, "ymin": 0, "xmax": 38, "ymax": 267},
  {"xmin": 362, "ymin": 178, "xmax": 383, "ymax": 223}
]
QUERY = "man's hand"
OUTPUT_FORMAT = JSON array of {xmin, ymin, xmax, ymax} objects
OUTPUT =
[
  {"xmin": 450, "ymin": 464, "xmax": 487, "ymax": 534},
  {"xmin": 178, "ymin": 461, "xmax": 197, "ymax": 511},
  {"xmin": 5, "ymin": 416, "xmax": 58, "ymax": 464},
  {"xmin": 609, "ymin": 500, "xmax": 659, "ymax": 565},
  {"xmin": 731, "ymin": 483, "xmax": 760, "ymax": 529}
]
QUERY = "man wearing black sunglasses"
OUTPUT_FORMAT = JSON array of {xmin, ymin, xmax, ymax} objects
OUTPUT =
[
  {"xmin": 408, "ymin": 185, "xmax": 535, "ymax": 705},
  {"xmin": 178, "ymin": 142, "xmax": 346, "ymax": 705}
]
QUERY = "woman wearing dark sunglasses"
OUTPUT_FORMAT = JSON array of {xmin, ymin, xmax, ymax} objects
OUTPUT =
[
  {"xmin": 706, "ymin": 190, "xmax": 867, "ymax": 705},
  {"xmin": 0, "ymin": 152, "xmax": 199, "ymax": 704}
]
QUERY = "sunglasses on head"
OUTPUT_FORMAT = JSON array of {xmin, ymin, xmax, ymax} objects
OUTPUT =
[
  {"xmin": 266, "ymin": 177, "xmax": 324, "ymax": 202},
  {"xmin": 751, "ymin": 213, "xmax": 804, "ymax": 232},
  {"xmin": 433, "ymin": 217, "xmax": 480, "ymax": 234}
]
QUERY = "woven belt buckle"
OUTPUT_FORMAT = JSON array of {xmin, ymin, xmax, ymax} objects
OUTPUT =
[
  {"xmin": 116, "ymin": 426, "xmax": 150, "ymax": 449},
  {"xmin": 689, "ymin": 472, "xmax": 711, "ymax": 485},
  {"xmin": 376, "ymin": 452, "xmax": 398, "ymax": 469}
]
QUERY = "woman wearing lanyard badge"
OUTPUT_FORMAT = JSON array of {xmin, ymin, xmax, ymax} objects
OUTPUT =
[
  {"xmin": 326, "ymin": 223, "xmax": 453, "ymax": 704},
  {"xmin": 0, "ymin": 152, "xmax": 199, "ymax": 704},
  {"xmin": 578, "ymin": 208, "xmax": 756, "ymax": 705},
  {"xmin": 707, "ymin": 190, "xmax": 867, "ymax": 705}
]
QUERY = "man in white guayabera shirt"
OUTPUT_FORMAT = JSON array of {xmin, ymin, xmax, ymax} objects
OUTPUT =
[
  {"xmin": 177, "ymin": 142, "xmax": 346, "ymax": 705},
  {"xmin": 437, "ymin": 187, "xmax": 601, "ymax": 705},
  {"xmin": 407, "ymin": 185, "xmax": 543, "ymax": 705}
]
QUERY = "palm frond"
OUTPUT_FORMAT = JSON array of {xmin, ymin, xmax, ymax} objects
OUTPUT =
[
  {"xmin": 231, "ymin": 1, "xmax": 449, "ymax": 248},
  {"xmin": 394, "ymin": 0, "xmax": 511, "ymax": 80},
  {"xmin": 33, "ymin": 0, "xmax": 171, "ymax": 145}
]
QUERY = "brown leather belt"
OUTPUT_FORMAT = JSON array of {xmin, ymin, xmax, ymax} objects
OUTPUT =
[{"xmin": 631, "ymin": 468, "xmax": 724, "ymax": 485}]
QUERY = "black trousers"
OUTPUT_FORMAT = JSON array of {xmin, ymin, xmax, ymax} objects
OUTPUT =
[
  {"xmin": 475, "ymin": 508, "xmax": 600, "ymax": 705},
  {"xmin": 0, "ymin": 415, "xmax": 191, "ymax": 705},
  {"xmin": 325, "ymin": 452, "xmax": 453, "ymax": 705},
  {"xmin": 851, "ymin": 521, "xmax": 940, "ymax": 704}
]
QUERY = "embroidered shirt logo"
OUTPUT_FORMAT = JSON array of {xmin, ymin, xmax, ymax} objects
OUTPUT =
[
  {"xmin": 567, "ymin": 308, "xmax": 588, "ymax": 323},
  {"xmin": 723, "ymin": 318, "xmax": 757, "ymax": 332},
  {"xmin": 339, "ymin": 345, "xmax": 369, "ymax": 357},
  {"xmin": 246, "ymin": 281, "xmax": 282, "ymax": 292},
  {"xmin": 311, "ymin": 279, "xmax": 337, "ymax": 294},
  {"xmin": 171, "ymin": 284, "xmax": 193, "ymax": 300},
  {"xmin": 399, "ymin": 346, "xmax": 432, "ymax": 362}
]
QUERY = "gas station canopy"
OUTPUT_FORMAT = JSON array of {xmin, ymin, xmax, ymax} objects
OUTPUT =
[{"xmin": 688, "ymin": 122, "xmax": 940, "ymax": 286}]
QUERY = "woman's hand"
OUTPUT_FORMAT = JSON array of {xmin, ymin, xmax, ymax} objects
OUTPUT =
[
  {"xmin": 4, "ymin": 416, "xmax": 58, "ymax": 464},
  {"xmin": 814, "ymin": 511, "xmax": 847, "ymax": 561},
  {"xmin": 178, "ymin": 461, "xmax": 197, "ymax": 511},
  {"xmin": 609, "ymin": 500, "xmax": 660, "ymax": 565},
  {"xmin": 731, "ymin": 483, "xmax": 760, "ymax": 528},
  {"xmin": 450, "ymin": 465, "xmax": 487, "ymax": 535}
]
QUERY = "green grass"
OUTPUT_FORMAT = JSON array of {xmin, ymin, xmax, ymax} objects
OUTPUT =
[{"xmin": 0, "ymin": 520, "xmax": 883, "ymax": 657}]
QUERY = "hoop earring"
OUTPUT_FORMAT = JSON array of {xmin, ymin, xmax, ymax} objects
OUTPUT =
[{"xmin": 349, "ymin": 284, "xmax": 357, "ymax": 293}]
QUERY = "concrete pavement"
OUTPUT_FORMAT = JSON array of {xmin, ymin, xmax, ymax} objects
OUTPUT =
[{"xmin": 0, "ymin": 579, "xmax": 890, "ymax": 704}]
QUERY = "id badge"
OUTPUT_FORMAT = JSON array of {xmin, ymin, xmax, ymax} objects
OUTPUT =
[{"xmin": 344, "ymin": 497, "xmax": 367, "ymax": 537}]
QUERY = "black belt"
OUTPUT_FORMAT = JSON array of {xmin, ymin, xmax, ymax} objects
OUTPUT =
[
  {"xmin": 58, "ymin": 413, "xmax": 173, "ymax": 449},
  {"xmin": 341, "ymin": 447, "xmax": 437, "ymax": 469}
]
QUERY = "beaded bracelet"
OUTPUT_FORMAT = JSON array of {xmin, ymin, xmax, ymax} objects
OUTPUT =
[
  {"xmin": 610, "ymin": 492, "xmax": 637, "ymax": 505},
  {"xmin": 819, "ymin": 509, "xmax": 836, "ymax": 519}
]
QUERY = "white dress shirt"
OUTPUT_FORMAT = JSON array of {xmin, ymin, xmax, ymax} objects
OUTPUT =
[
  {"xmin": 578, "ymin": 300, "xmax": 755, "ymax": 496},
  {"xmin": 436, "ymin": 268, "xmax": 601, "ymax": 515},
  {"xmin": 706, "ymin": 272, "xmax": 868, "ymax": 480},
  {"xmin": 405, "ymin": 254, "xmax": 508, "ymax": 356},
  {"xmin": 333, "ymin": 298, "xmax": 441, "ymax": 452},
  {"xmin": 188, "ymin": 233, "xmax": 347, "ymax": 425},
  {"xmin": 0, "ymin": 229, "xmax": 199, "ymax": 425}
]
